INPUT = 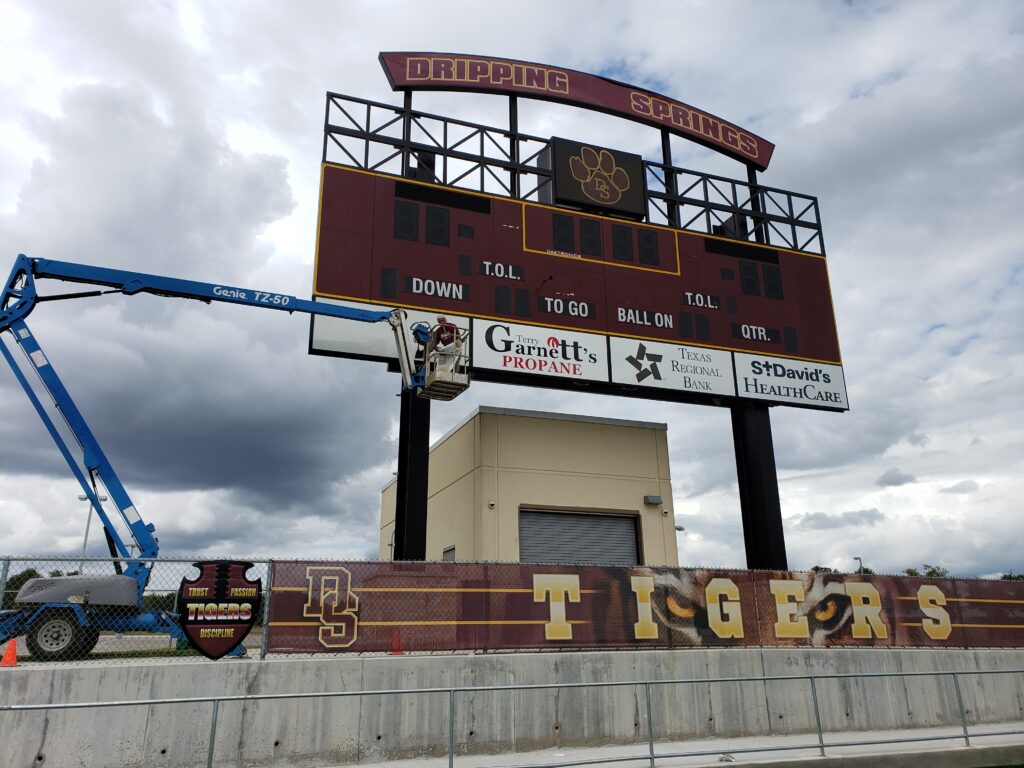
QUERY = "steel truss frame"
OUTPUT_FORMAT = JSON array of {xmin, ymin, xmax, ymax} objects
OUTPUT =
[{"xmin": 323, "ymin": 92, "xmax": 826, "ymax": 255}]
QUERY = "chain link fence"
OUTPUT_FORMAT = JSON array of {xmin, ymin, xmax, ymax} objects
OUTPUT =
[
  {"xmin": 4, "ymin": 556, "xmax": 1023, "ymax": 665},
  {"xmin": 0, "ymin": 556, "xmax": 271, "ymax": 664}
]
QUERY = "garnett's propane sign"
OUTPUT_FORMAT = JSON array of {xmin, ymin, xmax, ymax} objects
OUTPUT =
[
  {"xmin": 379, "ymin": 52, "xmax": 775, "ymax": 170},
  {"xmin": 473, "ymin": 321, "xmax": 607, "ymax": 381},
  {"xmin": 267, "ymin": 561, "xmax": 1024, "ymax": 653}
]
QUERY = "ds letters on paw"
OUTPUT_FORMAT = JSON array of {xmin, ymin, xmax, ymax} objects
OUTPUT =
[
  {"xmin": 550, "ymin": 137, "xmax": 645, "ymax": 218},
  {"xmin": 177, "ymin": 561, "xmax": 262, "ymax": 660},
  {"xmin": 570, "ymin": 146, "xmax": 631, "ymax": 205}
]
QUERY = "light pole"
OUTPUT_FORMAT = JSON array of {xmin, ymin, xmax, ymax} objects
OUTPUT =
[
  {"xmin": 854, "ymin": 556, "xmax": 864, "ymax": 574},
  {"xmin": 78, "ymin": 493, "xmax": 108, "ymax": 566},
  {"xmin": 674, "ymin": 525, "xmax": 685, "ymax": 565}
]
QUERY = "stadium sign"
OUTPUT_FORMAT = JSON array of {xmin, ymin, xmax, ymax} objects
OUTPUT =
[
  {"xmin": 312, "ymin": 164, "xmax": 846, "ymax": 411},
  {"xmin": 311, "ymin": 54, "xmax": 845, "ymax": 414},
  {"xmin": 378, "ymin": 52, "xmax": 775, "ymax": 170}
]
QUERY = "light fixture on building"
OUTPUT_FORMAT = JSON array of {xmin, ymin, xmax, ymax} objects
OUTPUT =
[{"xmin": 643, "ymin": 495, "xmax": 662, "ymax": 506}]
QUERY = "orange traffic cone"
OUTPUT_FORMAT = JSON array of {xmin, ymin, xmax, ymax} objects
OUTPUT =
[
  {"xmin": 1, "ymin": 639, "xmax": 16, "ymax": 667},
  {"xmin": 388, "ymin": 629, "xmax": 404, "ymax": 655}
]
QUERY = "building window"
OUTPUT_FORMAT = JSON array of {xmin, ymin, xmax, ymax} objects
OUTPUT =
[{"xmin": 442, "ymin": 546, "xmax": 456, "ymax": 562}]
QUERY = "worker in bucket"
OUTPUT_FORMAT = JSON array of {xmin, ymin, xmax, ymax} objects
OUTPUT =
[{"xmin": 430, "ymin": 315, "xmax": 462, "ymax": 372}]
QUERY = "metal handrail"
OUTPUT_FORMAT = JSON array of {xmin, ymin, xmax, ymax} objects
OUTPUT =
[{"xmin": 3, "ymin": 667, "xmax": 1022, "ymax": 768}]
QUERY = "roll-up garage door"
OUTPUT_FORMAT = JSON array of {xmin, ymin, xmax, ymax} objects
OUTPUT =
[{"xmin": 519, "ymin": 510, "xmax": 639, "ymax": 565}]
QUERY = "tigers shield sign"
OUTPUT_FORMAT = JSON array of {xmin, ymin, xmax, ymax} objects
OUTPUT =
[{"xmin": 177, "ymin": 561, "xmax": 262, "ymax": 660}]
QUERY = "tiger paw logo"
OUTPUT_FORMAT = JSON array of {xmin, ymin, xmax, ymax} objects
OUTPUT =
[{"xmin": 569, "ymin": 146, "xmax": 631, "ymax": 205}]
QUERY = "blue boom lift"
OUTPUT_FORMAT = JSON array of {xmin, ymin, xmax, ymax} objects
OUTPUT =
[{"xmin": 0, "ymin": 254, "xmax": 468, "ymax": 660}]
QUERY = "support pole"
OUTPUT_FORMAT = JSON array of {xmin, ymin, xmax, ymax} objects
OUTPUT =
[
  {"xmin": 206, "ymin": 699, "xmax": 220, "ymax": 768},
  {"xmin": 391, "ymin": 123, "xmax": 431, "ymax": 562},
  {"xmin": 644, "ymin": 682, "xmax": 656, "ymax": 767},
  {"xmin": 952, "ymin": 673, "xmax": 971, "ymax": 746},
  {"xmin": 729, "ymin": 166, "xmax": 788, "ymax": 571},
  {"xmin": 731, "ymin": 402, "xmax": 787, "ymax": 569},
  {"xmin": 0, "ymin": 558, "xmax": 9, "ymax": 609},
  {"xmin": 259, "ymin": 560, "xmax": 274, "ymax": 660},
  {"xmin": 809, "ymin": 675, "xmax": 826, "ymax": 756},
  {"xmin": 509, "ymin": 95, "xmax": 519, "ymax": 199},
  {"xmin": 661, "ymin": 130, "xmax": 679, "ymax": 228},
  {"xmin": 401, "ymin": 90, "xmax": 413, "ymax": 177},
  {"xmin": 393, "ymin": 387, "xmax": 430, "ymax": 560}
]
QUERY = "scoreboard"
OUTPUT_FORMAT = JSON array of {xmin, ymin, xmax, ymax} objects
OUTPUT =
[{"xmin": 312, "ymin": 163, "xmax": 847, "ymax": 411}]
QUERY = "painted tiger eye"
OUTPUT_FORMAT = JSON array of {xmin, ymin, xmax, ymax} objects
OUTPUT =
[
  {"xmin": 814, "ymin": 599, "xmax": 839, "ymax": 622},
  {"xmin": 666, "ymin": 594, "xmax": 696, "ymax": 619}
]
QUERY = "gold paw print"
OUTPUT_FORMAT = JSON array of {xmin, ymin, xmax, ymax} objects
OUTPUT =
[{"xmin": 569, "ymin": 146, "xmax": 631, "ymax": 205}]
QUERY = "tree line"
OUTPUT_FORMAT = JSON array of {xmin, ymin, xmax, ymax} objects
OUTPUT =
[{"xmin": 812, "ymin": 563, "xmax": 1024, "ymax": 580}]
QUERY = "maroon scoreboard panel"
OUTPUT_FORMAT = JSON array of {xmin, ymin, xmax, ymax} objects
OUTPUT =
[{"xmin": 312, "ymin": 164, "xmax": 848, "ymax": 411}]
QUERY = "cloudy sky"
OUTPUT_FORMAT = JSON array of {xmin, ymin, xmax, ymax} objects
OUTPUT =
[{"xmin": 0, "ymin": 1, "xmax": 1020, "ymax": 576}]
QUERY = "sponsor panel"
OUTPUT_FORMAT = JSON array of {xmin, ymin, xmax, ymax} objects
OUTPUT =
[
  {"xmin": 610, "ymin": 337, "xmax": 735, "ymax": 396},
  {"xmin": 267, "ymin": 561, "xmax": 1024, "ymax": 653},
  {"xmin": 472, "ymin": 319, "xmax": 608, "ymax": 382},
  {"xmin": 734, "ymin": 353, "xmax": 848, "ymax": 410}
]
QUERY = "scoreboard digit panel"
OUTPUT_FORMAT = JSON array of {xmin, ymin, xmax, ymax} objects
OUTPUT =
[{"xmin": 314, "ymin": 164, "xmax": 842, "ymax": 367}]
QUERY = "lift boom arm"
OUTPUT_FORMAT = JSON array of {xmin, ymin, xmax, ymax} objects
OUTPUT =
[{"xmin": 0, "ymin": 254, "xmax": 421, "ymax": 590}]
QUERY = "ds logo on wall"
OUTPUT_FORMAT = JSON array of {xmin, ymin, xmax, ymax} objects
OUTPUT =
[{"xmin": 177, "ymin": 561, "xmax": 262, "ymax": 660}]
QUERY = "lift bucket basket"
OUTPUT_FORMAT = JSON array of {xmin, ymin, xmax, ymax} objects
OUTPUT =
[{"xmin": 420, "ymin": 331, "xmax": 470, "ymax": 401}]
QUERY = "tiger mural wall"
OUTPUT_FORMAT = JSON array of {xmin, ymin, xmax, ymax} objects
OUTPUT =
[{"xmin": 267, "ymin": 561, "xmax": 1023, "ymax": 654}]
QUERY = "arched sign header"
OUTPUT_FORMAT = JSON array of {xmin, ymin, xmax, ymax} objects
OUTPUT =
[{"xmin": 379, "ymin": 52, "xmax": 775, "ymax": 171}]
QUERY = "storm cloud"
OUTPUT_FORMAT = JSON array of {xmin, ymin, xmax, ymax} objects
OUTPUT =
[
  {"xmin": 875, "ymin": 469, "xmax": 916, "ymax": 488},
  {"xmin": 799, "ymin": 508, "xmax": 885, "ymax": 530}
]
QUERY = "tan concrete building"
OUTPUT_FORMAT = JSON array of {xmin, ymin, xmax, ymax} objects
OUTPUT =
[{"xmin": 380, "ymin": 406, "xmax": 678, "ymax": 566}]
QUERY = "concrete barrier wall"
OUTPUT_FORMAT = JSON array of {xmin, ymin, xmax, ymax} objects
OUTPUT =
[{"xmin": 2, "ymin": 648, "xmax": 1022, "ymax": 767}]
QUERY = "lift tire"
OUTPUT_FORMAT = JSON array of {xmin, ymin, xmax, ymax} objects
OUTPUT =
[{"xmin": 25, "ymin": 610, "xmax": 98, "ymax": 661}]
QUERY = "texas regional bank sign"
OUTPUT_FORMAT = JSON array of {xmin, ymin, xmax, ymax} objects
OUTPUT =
[
  {"xmin": 471, "ymin": 319, "xmax": 849, "ymax": 410},
  {"xmin": 267, "ymin": 561, "xmax": 1023, "ymax": 653}
]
